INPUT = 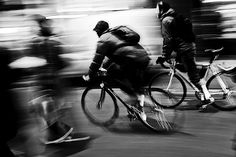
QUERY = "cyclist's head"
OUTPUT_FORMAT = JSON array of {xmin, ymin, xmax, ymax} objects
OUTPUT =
[
  {"xmin": 93, "ymin": 20, "xmax": 109, "ymax": 37},
  {"xmin": 156, "ymin": 1, "xmax": 171, "ymax": 19}
]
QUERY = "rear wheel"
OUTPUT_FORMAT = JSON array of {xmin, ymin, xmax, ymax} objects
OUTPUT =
[
  {"xmin": 81, "ymin": 86, "xmax": 119, "ymax": 126},
  {"xmin": 148, "ymin": 72, "xmax": 187, "ymax": 108},
  {"xmin": 207, "ymin": 73, "xmax": 236, "ymax": 111},
  {"xmin": 138, "ymin": 98, "xmax": 182, "ymax": 132}
]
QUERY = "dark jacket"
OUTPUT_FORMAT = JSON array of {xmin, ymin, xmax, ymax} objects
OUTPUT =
[
  {"xmin": 30, "ymin": 36, "xmax": 66, "ymax": 72},
  {"xmin": 89, "ymin": 29, "xmax": 150, "ymax": 77},
  {"xmin": 159, "ymin": 8, "xmax": 196, "ymax": 58}
]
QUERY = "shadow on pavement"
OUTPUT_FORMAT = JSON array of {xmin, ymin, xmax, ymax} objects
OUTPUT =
[
  {"xmin": 176, "ymin": 99, "xmax": 219, "ymax": 113},
  {"xmin": 10, "ymin": 133, "xmax": 96, "ymax": 157},
  {"xmin": 102, "ymin": 115, "xmax": 181, "ymax": 135},
  {"xmin": 44, "ymin": 138, "xmax": 92, "ymax": 157}
]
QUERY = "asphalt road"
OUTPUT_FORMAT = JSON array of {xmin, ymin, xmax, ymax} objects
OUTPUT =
[{"xmin": 10, "ymin": 85, "xmax": 236, "ymax": 157}]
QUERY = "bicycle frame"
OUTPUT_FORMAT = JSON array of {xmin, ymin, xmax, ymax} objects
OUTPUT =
[
  {"xmin": 166, "ymin": 59, "xmax": 201, "ymax": 93},
  {"xmin": 98, "ymin": 81, "xmax": 141, "ymax": 115},
  {"xmin": 165, "ymin": 53, "xmax": 230, "ymax": 98}
]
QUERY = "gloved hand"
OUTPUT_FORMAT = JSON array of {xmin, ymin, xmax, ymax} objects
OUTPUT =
[
  {"xmin": 156, "ymin": 56, "xmax": 167, "ymax": 64},
  {"xmin": 82, "ymin": 75, "xmax": 90, "ymax": 81}
]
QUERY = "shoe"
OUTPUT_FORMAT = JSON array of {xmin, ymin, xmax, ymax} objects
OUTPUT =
[
  {"xmin": 196, "ymin": 97, "xmax": 214, "ymax": 108},
  {"xmin": 45, "ymin": 122, "xmax": 73, "ymax": 144},
  {"xmin": 199, "ymin": 104, "xmax": 219, "ymax": 113},
  {"xmin": 58, "ymin": 133, "xmax": 90, "ymax": 143},
  {"xmin": 134, "ymin": 104, "xmax": 147, "ymax": 121},
  {"xmin": 139, "ymin": 110, "xmax": 147, "ymax": 121},
  {"xmin": 198, "ymin": 98, "xmax": 218, "ymax": 113}
]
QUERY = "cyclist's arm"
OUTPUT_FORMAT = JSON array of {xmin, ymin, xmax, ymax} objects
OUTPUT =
[
  {"xmin": 161, "ymin": 16, "xmax": 175, "ymax": 59},
  {"xmin": 102, "ymin": 57, "xmax": 113, "ymax": 69},
  {"xmin": 88, "ymin": 41, "xmax": 109, "ymax": 78}
]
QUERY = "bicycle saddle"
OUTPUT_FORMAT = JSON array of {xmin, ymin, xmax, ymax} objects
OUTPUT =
[
  {"xmin": 204, "ymin": 47, "xmax": 224, "ymax": 55},
  {"xmin": 204, "ymin": 47, "xmax": 224, "ymax": 63}
]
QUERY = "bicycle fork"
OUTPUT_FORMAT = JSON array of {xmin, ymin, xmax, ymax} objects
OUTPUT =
[
  {"xmin": 166, "ymin": 70, "xmax": 175, "ymax": 90},
  {"xmin": 97, "ymin": 83, "xmax": 106, "ymax": 109}
]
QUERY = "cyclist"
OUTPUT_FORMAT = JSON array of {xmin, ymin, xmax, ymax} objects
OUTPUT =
[
  {"xmin": 84, "ymin": 20, "xmax": 151, "ymax": 120},
  {"xmin": 156, "ymin": 1, "xmax": 214, "ymax": 111}
]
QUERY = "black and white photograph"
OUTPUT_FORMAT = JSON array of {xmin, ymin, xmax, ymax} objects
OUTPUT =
[{"xmin": 1, "ymin": 0, "xmax": 236, "ymax": 157}]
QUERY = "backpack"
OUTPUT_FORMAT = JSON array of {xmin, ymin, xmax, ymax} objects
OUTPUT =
[
  {"xmin": 109, "ymin": 26, "xmax": 140, "ymax": 44},
  {"xmin": 173, "ymin": 14, "xmax": 196, "ymax": 42}
]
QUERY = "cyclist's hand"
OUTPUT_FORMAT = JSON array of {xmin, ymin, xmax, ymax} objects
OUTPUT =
[
  {"xmin": 99, "ymin": 67, "xmax": 107, "ymax": 72},
  {"xmin": 82, "ymin": 75, "xmax": 90, "ymax": 81},
  {"xmin": 156, "ymin": 56, "xmax": 166, "ymax": 64}
]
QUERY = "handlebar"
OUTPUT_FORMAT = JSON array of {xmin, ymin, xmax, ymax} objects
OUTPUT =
[
  {"xmin": 82, "ymin": 68, "xmax": 108, "ymax": 81},
  {"xmin": 204, "ymin": 47, "xmax": 224, "ymax": 54},
  {"xmin": 156, "ymin": 57, "xmax": 176, "ymax": 69}
]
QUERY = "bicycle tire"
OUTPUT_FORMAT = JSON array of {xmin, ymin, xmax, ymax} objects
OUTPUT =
[
  {"xmin": 207, "ymin": 73, "xmax": 236, "ymax": 111},
  {"xmin": 81, "ymin": 86, "xmax": 119, "ymax": 126},
  {"xmin": 148, "ymin": 72, "xmax": 187, "ymax": 108},
  {"xmin": 137, "ymin": 99, "xmax": 182, "ymax": 132}
]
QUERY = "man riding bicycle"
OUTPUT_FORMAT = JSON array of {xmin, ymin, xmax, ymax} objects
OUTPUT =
[
  {"xmin": 84, "ymin": 20, "xmax": 150, "ymax": 120},
  {"xmin": 156, "ymin": 1, "xmax": 214, "ymax": 111}
]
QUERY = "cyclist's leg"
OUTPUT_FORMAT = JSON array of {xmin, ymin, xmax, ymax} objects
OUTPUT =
[
  {"xmin": 36, "ymin": 71, "xmax": 72, "ymax": 143},
  {"xmin": 107, "ymin": 63, "xmax": 138, "ymax": 99},
  {"xmin": 123, "ymin": 65, "xmax": 149, "ymax": 120},
  {"xmin": 180, "ymin": 51, "xmax": 201, "ymax": 88},
  {"xmin": 128, "ymin": 67, "xmax": 146, "ymax": 105},
  {"xmin": 107, "ymin": 63, "xmax": 147, "ymax": 117},
  {"xmin": 180, "ymin": 51, "xmax": 214, "ymax": 108}
]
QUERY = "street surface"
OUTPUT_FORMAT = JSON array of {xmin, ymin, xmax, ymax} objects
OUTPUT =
[
  {"xmin": 4, "ymin": 6, "xmax": 236, "ymax": 157},
  {"xmin": 10, "ymin": 86, "xmax": 236, "ymax": 157}
]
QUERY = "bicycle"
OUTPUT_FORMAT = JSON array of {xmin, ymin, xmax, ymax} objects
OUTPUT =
[
  {"xmin": 81, "ymin": 68, "xmax": 181, "ymax": 132},
  {"xmin": 148, "ymin": 47, "xmax": 236, "ymax": 111}
]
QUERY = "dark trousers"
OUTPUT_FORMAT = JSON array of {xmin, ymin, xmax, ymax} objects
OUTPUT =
[
  {"xmin": 107, "ymin": 64, "xmax": 147, "ymax": 97},
  {"xmin": 180, "ymin": 51, "xmax": 201, "ymax": 86}
]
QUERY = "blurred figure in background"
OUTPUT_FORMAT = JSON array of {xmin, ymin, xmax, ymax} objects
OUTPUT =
[
  {"xmin": 0, "ymin": 47, "xmax": 18, "ymax": 157},
  {"xmin": 84, "ymin": 20, "xmax": 150, "ymax": 120},
  {"xmin": 156, "ymin": 1, "xmax": 214, "ymax": 111},
  {"xmin": 29, "ymin": 14, "xmax": 90, "ymax": 144}
]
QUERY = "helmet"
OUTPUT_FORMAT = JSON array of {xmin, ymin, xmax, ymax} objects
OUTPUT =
[{"xmin": 93, "ymin": 20, "xmax": 109, "ymax": 33}]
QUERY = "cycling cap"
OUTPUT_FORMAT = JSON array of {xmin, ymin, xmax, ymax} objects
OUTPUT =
[{"xmin": 93, "ymin": 20, "xmax": 109, "ymax": 32}]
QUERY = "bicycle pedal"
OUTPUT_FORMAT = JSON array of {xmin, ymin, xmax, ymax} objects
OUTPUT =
[{"xmin": 127, "ymin": 113, "xmax": 137, "ymax": 121}]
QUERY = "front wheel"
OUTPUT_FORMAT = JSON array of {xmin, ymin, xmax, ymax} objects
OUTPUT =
[
  {"xmin": 81, "ymin": 86, "xmax": 119, "ymax": 126},
  {"xmin": 207, "ymin": 73, "xmax": 236, "ymax": 111},
  {"xmin": 148, "ymin": 72, "xmax": 187, "ymax": 108}
]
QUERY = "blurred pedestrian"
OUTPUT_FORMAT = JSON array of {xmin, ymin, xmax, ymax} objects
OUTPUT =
[
  {"xmin": 84, "ymin": 20, "xmax": 151, "ymax": 120},
  {"xmin": 29, "ymin": 14, "xmax": 90, "ymax": 144},
  {"xmin": 155, "ymin": 1, "xmax": 214, "ymax": 111}
]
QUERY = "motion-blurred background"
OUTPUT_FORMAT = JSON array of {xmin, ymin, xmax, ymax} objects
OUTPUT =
[{"xmin": 0, "ymin": 0, "xmax": 235, "ymax": 76}]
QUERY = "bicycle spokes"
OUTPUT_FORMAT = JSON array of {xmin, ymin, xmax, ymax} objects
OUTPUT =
[
  {"xmin": 153, "ymin": 107, "xmax": 173, "ymax": 131},
  {"xmin": 142, "ymin": 101, "xmax": 176, "ymax": 132}
]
